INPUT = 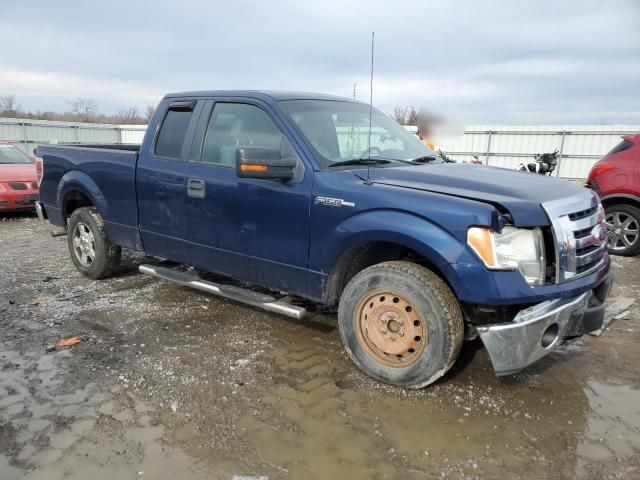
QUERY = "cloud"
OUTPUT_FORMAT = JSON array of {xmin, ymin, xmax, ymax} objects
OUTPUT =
[
  {"xmin": 1, "ymin": 69, "xmax": 163, "ymax": 106},
  {"xmin": 0, "ymin": 0, "xmax": 638, "ymax": 123}
]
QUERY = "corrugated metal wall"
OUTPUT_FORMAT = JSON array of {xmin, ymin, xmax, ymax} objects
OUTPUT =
[
  {"xmin": 436, "ymin": 125, "xmax": 640, "ymax": 179},
  {"xmin": 0, "ymin": 118, "xmax": 147, "ymax": 157},
  {"xmin": 119, "ymin": 125, "xmax": 147, "ymax": 144},
  {"xmin": 2, "ymin": 117, "xmax": 637, "ymax": 180}
]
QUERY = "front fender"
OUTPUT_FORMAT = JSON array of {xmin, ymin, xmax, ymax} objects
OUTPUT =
[{"xmin": 315, "ymin": 209, "xmax": 484, "ymax": 301}]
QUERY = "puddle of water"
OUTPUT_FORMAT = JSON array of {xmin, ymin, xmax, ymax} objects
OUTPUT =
[
  {"xmin": 576, "ymin": 381, "xmax": 640, "ymax": 473},
  {"xmin": 0, "ymin": 346, "xmax": 214, "ymax": 480},
  {"xmin": 235, "ymin": 330, "xmax": 593, "ymax": 478}
]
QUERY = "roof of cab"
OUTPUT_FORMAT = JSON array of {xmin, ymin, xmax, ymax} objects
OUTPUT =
[{"xmin": 164, "ymin": 90, "xmax": 361, "ymax": 103}]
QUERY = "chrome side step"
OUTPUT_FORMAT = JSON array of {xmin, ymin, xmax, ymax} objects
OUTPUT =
[{"xmin": 138, "ymin": 264, "xmax": 308, "ymax": 320}]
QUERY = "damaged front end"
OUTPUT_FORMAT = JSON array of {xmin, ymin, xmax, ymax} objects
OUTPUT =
[{"xmin": 477, "ymin": 275, "xmax": 612, "ymax": 376}]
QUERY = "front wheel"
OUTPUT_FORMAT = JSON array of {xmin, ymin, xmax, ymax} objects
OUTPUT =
[
  {"xmin": 67, "ymin": 207, "xmax": 121, "ymax": 279},
  {"xmin": 338, "ymin": 261, "xmax": 464, "ymax": 388},
  {"xmin": 605, "ymin": 204, "xmax": 640, "ymax": 256}
]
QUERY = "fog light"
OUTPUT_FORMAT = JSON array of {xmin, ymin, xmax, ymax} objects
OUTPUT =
[{"xmin": 541, "ymin": 323, "xmax": 559, "ymax": 348}]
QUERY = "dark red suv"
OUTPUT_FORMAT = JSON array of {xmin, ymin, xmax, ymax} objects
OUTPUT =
[{"xmin": 587, "ymin": 134, "xmax": 640, "ymax": 256}]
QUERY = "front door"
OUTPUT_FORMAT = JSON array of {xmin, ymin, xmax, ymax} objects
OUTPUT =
[
  {"xmin": 137, "ymin": 99, "xmax": 201, "ymax": 264},
  {"xmin": 185, "ymin": 100, "xmax": 312, "ymax": 296}
]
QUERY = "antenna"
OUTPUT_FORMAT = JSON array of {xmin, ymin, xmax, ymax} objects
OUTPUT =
[{"xmin": 366, "ymin": 31, "xmax": 375, "ymax": 185}]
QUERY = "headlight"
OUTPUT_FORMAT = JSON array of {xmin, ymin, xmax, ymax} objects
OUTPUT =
[{"xmin": 467, "ymin": 226, "xmax": 546, "ymax": 285}]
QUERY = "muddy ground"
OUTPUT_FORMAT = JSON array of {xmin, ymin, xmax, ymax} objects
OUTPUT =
[{"xmin": 1, "ymin": 213, "xmax": 639, "ymax": 479}]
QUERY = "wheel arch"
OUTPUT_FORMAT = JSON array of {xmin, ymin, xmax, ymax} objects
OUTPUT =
[
  {"xmin": 57, "ymin": 171, "xmax": 106, "ymax": 222},
  {"xmin": 321, "ymin": 212, "xmax": 476, "ymax": 305},
  {"xmin": 601, "ymin": 193, "xmax": 640, "ymax": 210}
]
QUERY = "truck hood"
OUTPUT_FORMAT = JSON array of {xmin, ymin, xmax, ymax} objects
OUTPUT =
[
  {"xmin": 0, "ymin": 163, "xmax": 37, "ymax": 182},
  {"xmin": 363, "ymin": 163, "xmax": 588, "ymax": 227}
]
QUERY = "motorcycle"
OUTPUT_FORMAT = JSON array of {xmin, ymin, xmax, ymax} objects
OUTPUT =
[{"xmin": 516, "ymin": 150, "xmax": 559, "ymax": 175}]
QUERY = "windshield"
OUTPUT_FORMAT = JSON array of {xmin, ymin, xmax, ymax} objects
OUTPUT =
[
  {"xmin": 0, "ymin": 144, "xmax": 31, "ymax": 164},
  {"xmin": 279, "ymin": 100, "xmax": 440, "ymax": 168}
]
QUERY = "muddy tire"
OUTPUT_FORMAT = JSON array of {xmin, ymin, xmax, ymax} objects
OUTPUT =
[
  {"xmin": 67, "ymin": 207, "xmax": 121, "ymax": 279},
  {"xmin": 605, "ymin": 204, "xmax": 640, "ymax": 256},
  {"xmin": 338, "ymin": 261, "xmax": 464, "ymax": 388}
]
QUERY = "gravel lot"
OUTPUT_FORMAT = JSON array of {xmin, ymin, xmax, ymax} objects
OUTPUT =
[{"xmin": 1, "ymin": 213, "xmax": 639, "ymax": 479}]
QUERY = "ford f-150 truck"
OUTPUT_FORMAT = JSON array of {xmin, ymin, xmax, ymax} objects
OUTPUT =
[{"xmin": 36, "ymin": 91, "xmax": 612, "ymax": 388}]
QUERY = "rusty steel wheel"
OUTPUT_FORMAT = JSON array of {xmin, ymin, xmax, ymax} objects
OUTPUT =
[
  {"xmin": 338, "ymin": 261, "xmax": 464, "ymax": 388},
  {"xmin": 355, "ymin": 291, "xmax": 426, "ymax": 367}
]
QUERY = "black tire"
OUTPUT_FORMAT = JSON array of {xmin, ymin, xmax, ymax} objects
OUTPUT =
[
  {"xmin": 337, "ymin": 261, "xmax": 464, "ymax": 388},
  {"xmin": 605, "ymin": 204, "xmax": 640, "ymax": 256},
  {"xmin": 66, "ymin": 207, "xmax": 121, "ymax": 279}
]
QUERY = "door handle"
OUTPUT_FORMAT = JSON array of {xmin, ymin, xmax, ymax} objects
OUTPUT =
[{"xmin": 187, "ymin": 178, "xmax": 205, "ymax": 198}]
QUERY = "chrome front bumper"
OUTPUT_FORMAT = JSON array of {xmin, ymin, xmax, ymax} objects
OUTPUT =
[{"xmin": 478, "ymin": 286, "xmax": 607, "ymax": 376}]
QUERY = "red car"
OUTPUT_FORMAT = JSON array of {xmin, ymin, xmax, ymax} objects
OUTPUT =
[
  {"xmin": 587, "ymin": 134, "xmax": 640, "ymax": 256},
  {"xmin": 0, "ymin": 142, "xmax": 40, "ymax": 212}
]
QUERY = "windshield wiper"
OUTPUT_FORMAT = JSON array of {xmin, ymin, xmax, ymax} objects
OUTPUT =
[
  {"xmin": 408, "ymin": 155, "xmax": 438, "ymax": 163},
  {"xmin": 328, "ymin": 158, "xmax": 391, "ymax": 168}
]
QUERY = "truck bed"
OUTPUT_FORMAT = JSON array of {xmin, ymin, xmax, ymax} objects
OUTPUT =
[{"xmin": 37, "ymin": 143, "xmax": 141, "ymax": 249}]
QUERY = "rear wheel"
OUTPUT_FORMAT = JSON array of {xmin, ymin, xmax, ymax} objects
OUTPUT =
[
  {"xmin": 605, "ymin": 204, "xmax": 640, "ymax": 256},
  {"xmin": 67, "ymin": 207, "xmax": 121, "ymax": 279},
  {"xmin": 338, "ymin": 261, "xmax": 464, "ymax": 388}
]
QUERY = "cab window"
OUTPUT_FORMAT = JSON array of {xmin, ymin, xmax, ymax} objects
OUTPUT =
[
  {"xmin": 155, "ymin": 104, "xmax": 195, "ymax": 159},
  {"xmin": 201, "ymin": 103, "xmax": 299, "ymax": 167}
]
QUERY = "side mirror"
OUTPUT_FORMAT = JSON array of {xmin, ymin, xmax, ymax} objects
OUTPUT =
[{"xmin": 236, "ymin": 147, "xmax": 297, "ymax": 181}]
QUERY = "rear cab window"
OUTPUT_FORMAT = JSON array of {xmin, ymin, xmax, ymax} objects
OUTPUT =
[{"xmin": 154, "ymin": 101, "xmax": 197, "ymax": 159}]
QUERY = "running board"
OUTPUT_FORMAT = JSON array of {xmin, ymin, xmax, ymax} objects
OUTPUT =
[{"xmin": 138, "ymin": 264, "xmax": 308, "ymax": 320}]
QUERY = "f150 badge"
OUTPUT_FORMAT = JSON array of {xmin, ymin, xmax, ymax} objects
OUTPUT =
[{"xmin": 314, "ymin": 196, "xmax": 355, "ymax": 208}]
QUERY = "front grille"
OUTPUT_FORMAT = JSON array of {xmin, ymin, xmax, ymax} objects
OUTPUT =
[
  {"xmin": 568, "ymin": 205, "xmax": 597, "ymax": 221},
  {"xmin": 542, "ymin": 191, "xmax": 608, "ymax": 283},
  {"xmin": 8, "ymin": 182, "xmax": 27, "ymax": 190},
  {"xmin": 573, "ymin": 226, "xmax": 592, "ymax": 239}
]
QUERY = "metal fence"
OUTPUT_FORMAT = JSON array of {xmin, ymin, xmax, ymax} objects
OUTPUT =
[
  {"xmin": 434, "ymin": 125, "xmax": 639, "ymax": 180},
  {"xmin": 2, "ymin": 117, "xmax": 637, "ymax": 180},
  {"xmin": 0, "ymin": 117, "xmax": 146, "ymax": 157}
]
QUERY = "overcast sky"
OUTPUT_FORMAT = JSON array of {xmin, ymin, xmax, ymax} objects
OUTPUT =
[{"xmin": 1, "ymin": 0, "xmax": 639, "ymax": 124}]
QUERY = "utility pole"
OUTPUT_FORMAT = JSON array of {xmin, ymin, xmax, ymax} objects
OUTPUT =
[{"xmin": 353, "ymin": 82, "xmax": 356, "ymax": 99}]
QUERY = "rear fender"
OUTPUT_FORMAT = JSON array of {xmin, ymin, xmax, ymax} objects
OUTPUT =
[{"xmin": 57, "ymin": 170, "xmax": 106, "ymax": 218}]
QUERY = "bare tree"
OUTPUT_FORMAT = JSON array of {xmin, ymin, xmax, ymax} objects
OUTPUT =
[
  {"xmin": 116, "ymin": 106, "xmax": 140, "ymax": 124},
  {"xmin": 391, "ymin": 105, "xmax": 409, "ymax": 125},
  {"xmin": 67, "ymin": 97, "xmax": 98, "ymax": 122},
  {"xmin": 390, "ymin": 105, "xmax": 419, "ymax": 126},
  {"xmin": 0, "ymin": 94, "xmax": 19, "ymax": 115},
  {"xmin": 145, "ymin": 104, "xmax": 155, "ymax": 122},
  {"xmin": 407, "ymin": 106, "xmax": 419, "ymax": 126}
]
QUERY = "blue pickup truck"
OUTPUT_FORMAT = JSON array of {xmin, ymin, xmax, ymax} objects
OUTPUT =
[{"xmin": 36, "ymin": 91, "xmax": 612, "ymax": 388}]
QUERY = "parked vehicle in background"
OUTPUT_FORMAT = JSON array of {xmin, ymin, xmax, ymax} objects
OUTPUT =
[
  {"xmin": 516, "ymin": 150, "xmax": 559, "ymax": 175},
  {"xmin": 36, "ymin": 91, "xmax": 612, "ymax": 388},
  {"xmin": 587, "ymin": 134, "xmax": 640, "ymax": 256},
  {"xmin": 0, "ymin": 142, "xmax": 39, "ymax": 212}
]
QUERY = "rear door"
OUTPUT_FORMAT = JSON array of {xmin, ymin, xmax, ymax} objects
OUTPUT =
[
  {"xmin": 185, "ymin": 98, "xmax": 312, "ymax": 296},
  {"xmin": 136, "ymin": 99, "xmax": 202, "ymax": 263}
]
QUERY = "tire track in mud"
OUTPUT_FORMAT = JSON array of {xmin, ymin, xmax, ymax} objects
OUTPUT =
[
  {"xmin": 237, "ymin": 330, "xmax": 391, "ymax": 480},
  {"xmin": 235, "ymin": 319, "xmax": 592, "ymax": 479}
]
